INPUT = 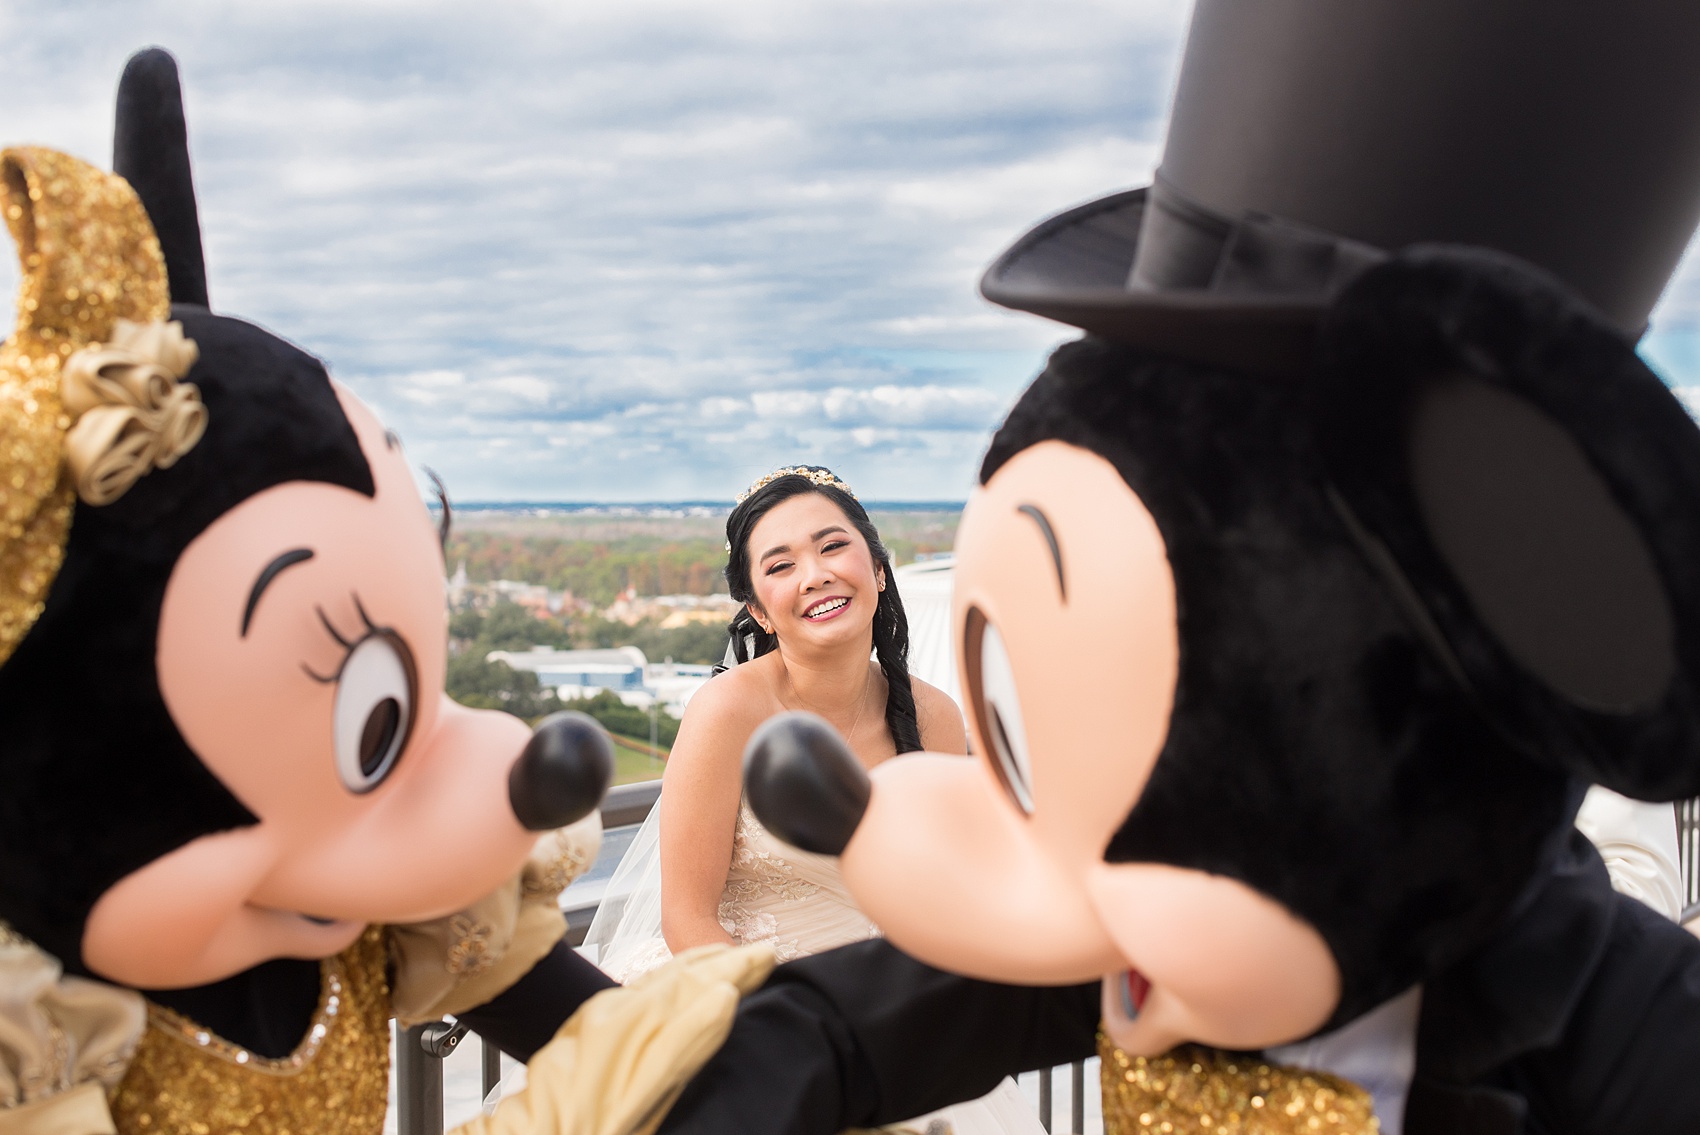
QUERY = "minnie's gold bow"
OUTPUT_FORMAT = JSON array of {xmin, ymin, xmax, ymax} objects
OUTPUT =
[{"xmin": 61, "ymin": 319, "xmax": 204, "ymax": 507}]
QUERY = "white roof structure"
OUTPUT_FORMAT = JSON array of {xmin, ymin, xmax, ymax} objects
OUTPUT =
[
  {"xmin": 893, "ymin": 556, "xmax": 959, "ymax": 708},
  {"xmin": 487, "ymin": 645, "xmax": 649, "ymax": 672}
]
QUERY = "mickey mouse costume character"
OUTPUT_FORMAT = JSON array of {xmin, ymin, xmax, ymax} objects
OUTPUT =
[
  {"xmin": 652, "ymin": 3, "xmax": 1700, "ymax": 1133},
  {"xmin": 0, "ymin": 47, "xmax": 752, "ymax": 1135}
]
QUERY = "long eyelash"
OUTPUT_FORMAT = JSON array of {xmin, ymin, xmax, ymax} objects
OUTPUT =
[
  {"xmin": 352, "ymin": 593, "xmax": 378, "ymax": 634},
  {"xmin": 306, "ymin": 604, "xmax": 361, "ymax": 684},
  {"xmin": 426, "ymin": 468, "xmax": 452, "ymax": 550},
  {"xmin": 302, "ymin": 661, "xmax": 338, "ymax": 685},
  {"xmin": 317, "ymin": 605, "xmax": 355, "ymax": 649},
  {"xmin": 305, "ymin": 598, "xmax": 379, "ymax": 686}
]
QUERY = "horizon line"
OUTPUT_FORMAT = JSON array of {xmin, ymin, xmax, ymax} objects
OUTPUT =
[{"xmin": 430, "ymin": 498, "xmax": 968, "ymax": 513}]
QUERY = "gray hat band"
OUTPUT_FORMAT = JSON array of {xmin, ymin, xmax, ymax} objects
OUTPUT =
[{"xmin": 1130, "ymin": 174, "xmax": 1386, "ymax": 302}]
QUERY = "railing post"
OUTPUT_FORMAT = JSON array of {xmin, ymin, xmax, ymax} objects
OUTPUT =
[
  {"xmin": 1680, "ymin": 798, "xmax": 1700, "ymax": 911},
  {"xmin": 397, "ymin": 1022, "xmax": 444, "ymax": 1135},
  {"xmin": 483, "ymin": 1037, "xmax": 504, "ymax": 1100},
  {"xmin": 1071, "ymin": 1060, "xmax": 1085, "ymax": 1134},
  {"xmin": 1038, "ymin": 1067, "xmax": 1053, "ymax": 1133}
]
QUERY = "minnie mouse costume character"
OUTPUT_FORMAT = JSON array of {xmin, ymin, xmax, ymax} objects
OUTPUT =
[
  {"xmin": 0, "ymin": 49, "xmax": 648, "ymax": 1134},
  {"xmin": 653, "ymin": 3, "xmax": 1700, "ymax": 1133}
]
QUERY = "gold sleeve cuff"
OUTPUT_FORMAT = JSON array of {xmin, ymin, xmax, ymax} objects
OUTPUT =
[
  {"xmin": 0, "ymin": 1082, "xmax": 117, "ymax": 1135},
  {"xmin": 0, "ymin": 931, "xmax": 143, "ymax": 1117},
  {"xmin": 450, "ymin": 944, "xmax": 777, "ymax": 1135},
  {"xmin": 390, "ymin": 813, "xmax": 601, "ymax": 1026}
]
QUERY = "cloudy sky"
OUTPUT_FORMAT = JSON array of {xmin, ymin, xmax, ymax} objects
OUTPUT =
[{"xmin": 3, "ymin": 1, "xmax": 1699, "ymax": 501}]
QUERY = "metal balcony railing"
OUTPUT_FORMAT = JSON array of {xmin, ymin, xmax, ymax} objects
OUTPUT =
[
  {"xmin": 394, "ymin": 791, "xmax": 1700, "ymax": 1135},
  {"xmin": 1680, "ymin": 797, "xmax": 1700, "ymax": 925}
]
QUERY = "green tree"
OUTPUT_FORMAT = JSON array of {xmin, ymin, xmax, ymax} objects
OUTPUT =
[
  {"xmin": 445, "ymin": 651, "xmax": 559, "ymax": 719},
  {"xmin": 573, "ymin": 690, "xmax": 680, "ymax": 748},
  {"xmin": 629, "ymin": 620, "xmax": 730, "ymax": 667},
  {"xmin": 448, "ymin": 607, "xmax": 486, "ymax": 644},
  {"xmin": 571, "ymin": 615, "xmax": 728, "ymax": 665},
  {"xmin": 478, "ymin": 600, "xmax": 573, "ymax": 651}
]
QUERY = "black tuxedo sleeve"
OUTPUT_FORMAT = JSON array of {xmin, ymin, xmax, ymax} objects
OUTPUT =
[
  {"xmin": 659, "ymin": 938, "xmax": 1101, "ymax": 1135},
  {"xmin": 1498, "ymin": 895, "xmax": 1700, "ymax": 1135},
  {"xmin": 455, "ymin": 936, "xmax": 617, "ymax": 1060}
]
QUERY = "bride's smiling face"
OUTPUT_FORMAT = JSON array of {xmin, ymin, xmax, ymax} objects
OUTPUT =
[{"xmin": 745, "ymin": 492, "xmax": 885, "ymax": 651}]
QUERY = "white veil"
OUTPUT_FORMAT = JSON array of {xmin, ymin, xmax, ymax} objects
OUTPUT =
[
  {"xmin": 580, "ymin": 790, "xmax": 673, "ymax": 982},
  {"xmin": 582, "ymin": 642, "xmax": 746, "ymax": 981}
]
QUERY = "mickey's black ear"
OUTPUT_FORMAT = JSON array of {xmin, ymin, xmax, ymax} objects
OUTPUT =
[
  {"xmin": 1313, "ymin": 247, "xmax": 1700, "ymax": 800},
  {"xmin": 113, "ymin": 48, "xmax": 209, "ymax": 308}
]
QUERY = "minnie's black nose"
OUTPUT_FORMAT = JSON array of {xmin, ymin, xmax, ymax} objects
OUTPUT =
[
  {"xmin": 743, "ymin": 711, "xmax": 870, "ymax": 855},
  {"xmin": 508, "ymin": 712, "xmax": 614, "ymax": 831}
]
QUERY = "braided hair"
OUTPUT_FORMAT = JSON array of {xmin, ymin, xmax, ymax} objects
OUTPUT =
[{"xmin": 723, "ymin": 468, "xmax": 921, "ymax": 754}]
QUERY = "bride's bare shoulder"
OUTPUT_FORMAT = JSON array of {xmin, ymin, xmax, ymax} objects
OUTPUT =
[
  {"xmin": 680, "ymin": 653, "xmax": 781, "ymax": 731},
  {"xmin": 668, "ymin": 657, "xmax": 782, "ymax": 783},
  {"xmin": 911, "ymin": 675, "xmax": 969, "ymax": 755}
]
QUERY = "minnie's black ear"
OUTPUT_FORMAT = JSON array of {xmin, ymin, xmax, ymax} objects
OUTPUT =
[
  {"xmin": 113, "ymin": 48, "xmax": 209, "ymax": 308},
  {"xmin": 1312, "ymin": 246, "xmax": 1700, "ymax": 800}
]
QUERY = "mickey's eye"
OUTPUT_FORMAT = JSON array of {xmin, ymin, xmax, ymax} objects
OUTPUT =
[
  {"xmin": 963, "ymin": 606, "xmax": 1034, "ymax": 814},
  {"xmin": 332, "ymin": 631, "xmax": 417, "ymax": 793}
]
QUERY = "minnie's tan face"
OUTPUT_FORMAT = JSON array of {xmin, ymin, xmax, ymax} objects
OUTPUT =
[
  {"xmin": 835, "ymin": 440, "xmax": 1339, "ymax": 1054},
  {"xmin": 82, "ymin": 387, "xmax": 539, "ymax": 990}
]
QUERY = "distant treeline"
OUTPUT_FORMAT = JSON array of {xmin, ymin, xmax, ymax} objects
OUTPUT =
[
  {"xmin": 446, "ymin": 533, "xmax": 726, "ymax": 604},
  {"xmin": 450, "ymin": 602, "xmax": 730, "ymax": 667},
  {"xmin": 446, "ymin": 516, "xmax": 960, "ymax": 606}
]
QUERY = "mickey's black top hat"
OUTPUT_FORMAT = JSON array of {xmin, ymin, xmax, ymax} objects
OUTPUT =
[{"xmin": 984, "ymin": 0, "xmax": 1700, "ymax": 374}]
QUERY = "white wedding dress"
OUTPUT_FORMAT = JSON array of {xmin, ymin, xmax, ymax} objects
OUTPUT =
[{"xmin": 583, "ymin": 795, "xmax": 1045, "ymax": 1135}]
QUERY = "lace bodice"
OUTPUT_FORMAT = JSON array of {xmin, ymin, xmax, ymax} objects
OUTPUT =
[{"xmin": 715, "ymin": 802, "xmax": 880, "ymax": 961}]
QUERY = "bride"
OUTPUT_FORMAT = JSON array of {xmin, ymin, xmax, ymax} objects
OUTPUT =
[{"xmin": 584, "ymin": 465, "xmax": 1042, "ymax": 1135}]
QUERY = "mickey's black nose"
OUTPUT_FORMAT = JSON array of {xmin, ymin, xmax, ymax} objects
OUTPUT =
[
  {"xmin": 508, "ymin": 712, "xmax": 614, "ymax": 831},
  {"xmin": 743, "ymin": 712, "xmax": 870, "ymax": 855}
]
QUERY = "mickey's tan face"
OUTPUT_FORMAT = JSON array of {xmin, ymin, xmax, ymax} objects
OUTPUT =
[
  {"xmin": 836, "ymin": 440, "xmax": 1339, "ymax": 1054},
  {"xmin": 82, "ymin": 387, "xmax": 538, "ymax": 990}
]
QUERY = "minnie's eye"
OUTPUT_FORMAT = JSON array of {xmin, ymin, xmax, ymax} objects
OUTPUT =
[
  {"xmin": 964, "ymin": 607, "xmax": 1034, "ymax": 814},
  {"xmin": 332, "ymin": 632, "xmax": 417, "ymax": 793}
]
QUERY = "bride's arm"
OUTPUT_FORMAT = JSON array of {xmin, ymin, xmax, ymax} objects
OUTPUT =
[{"xmin": 660, "ymin": 673, "xmax": 758, "ymax": 951}]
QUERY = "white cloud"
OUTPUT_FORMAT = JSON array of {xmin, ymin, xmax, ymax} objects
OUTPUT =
[
  {"xmin": 749, "ymin": 384, "xmax": 1003, "ymax": 428},
  {"xmin": 0, "ymin": 2, "xmax": 1190, "ymax": 499}
]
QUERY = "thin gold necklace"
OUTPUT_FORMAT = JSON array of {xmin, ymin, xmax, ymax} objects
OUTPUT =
[{"xmin": 786, "ymin": 663, "xmax": 874, "ymax": 745}]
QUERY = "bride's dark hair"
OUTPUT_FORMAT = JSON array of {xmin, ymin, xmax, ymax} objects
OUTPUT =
[{"xmin": 724, "ymin": 468, "xmax": 921, "ymax": 754}]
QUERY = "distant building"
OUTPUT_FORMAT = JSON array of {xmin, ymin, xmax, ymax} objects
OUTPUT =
[
  {"xmin": 483, "ymin": 646, "xmax": 713, "ymax": 718},
  {"xmin": 447, "ymin": 560, "xmax": 470, "ymax": 607},
  {"xmin": 448, "ymin": 575, "xmax": 576, "ymax": 616},
  {"xmin": 645, "ymin": 660, "xmax": 716, "ymax": 717},
  {"xmin": 602, "ymin": 590, "xmax": 740, "ymax": 627},
  {"xmin": 488, "ymin": 579, "xmax": 566, "ymax": 617},
  {"xmin": 487, "ymin": 645, "xmax": 648, "ymax": 693}
]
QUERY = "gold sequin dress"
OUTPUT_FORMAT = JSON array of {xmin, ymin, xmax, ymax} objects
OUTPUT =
[
  {"xmin": 108, "ymin": 927, "xmax": 391, "ymax": 1135},
  {"xmin": 1099, "ymin": 1034, "xmax": 1379, "ymax": 1135}
]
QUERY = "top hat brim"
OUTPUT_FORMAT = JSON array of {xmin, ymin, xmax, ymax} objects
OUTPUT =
[{"xmin": 981, "ymin": 188, "xmax": 1327, "ymax": 378}]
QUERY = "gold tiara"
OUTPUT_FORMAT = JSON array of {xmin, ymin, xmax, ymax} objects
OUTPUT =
[
  {"xmin": 735, "ymin": 465, "xmax": 857, "ymax": 506},
  {"xmin": 0, "ymin": 147, "xmax": 204, "ymax": 667}
]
